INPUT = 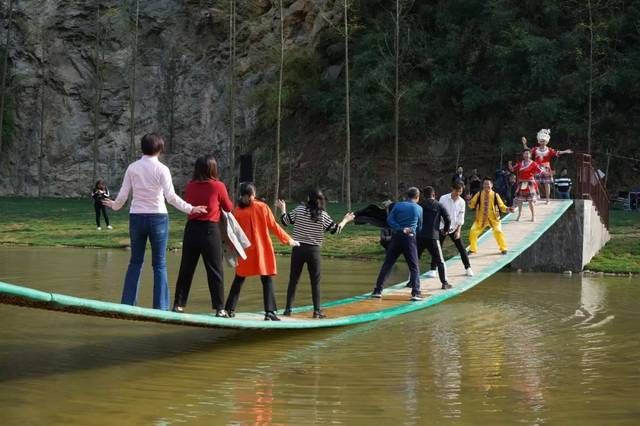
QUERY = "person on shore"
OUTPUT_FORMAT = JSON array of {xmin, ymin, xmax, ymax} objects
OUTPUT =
[
  {"xmin": 522, "ymin": 130, "xmax": 573, "ymax": 204},
  {"xmin": 171, "ymin": 155, "xmax": 233, "ymax": 317},
  {"xmin": 417, "ymin": 186, "xmax": 452, "ymax": 290},
  {"xmin": 276, "ymin": 191, "xmax": 355, "ymax": 319},
  {"xmin": 507, "ymin": 173, "xmax": 518, "ymax": 207},
  {"xmin": 468, "ymin": 169, "xmax": 482, "ymax": 199},
  {"xmin": 426, "ymin": 182, "xmax": 473, "ymax": 278},
  {"xmin": 509, "ymin": 149, "xmax": 543, "ymax": 222},
  {"xmin": 452, "ymin": 166, "xmax": 466, "ymax": 189},
  {"xmin": 103, "ymin": 133, "xmax": 207, "ymax": 311},
  {"xmin": 554, "ymin": 167, "xmax": 572, "ymax": 199},
  {"xmin": 468, "ymin": 177, "xmax": 509, "ymax": 255},
  {"xmin": 371, "ymin": 187, "xmax": 423, "ymax": 301},
  {"xmin": 224, "ymin": 183, "xmax": 298, "ymax": 321},
  {"xmin": 92, "ymin": 180, "xmax": 112, "ymax": 231}
]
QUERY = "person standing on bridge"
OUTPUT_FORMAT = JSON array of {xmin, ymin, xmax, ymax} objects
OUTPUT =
[
  {"xmin": 468, "ymin": 177, "xmax": 510, "ymax": 255},
  {"xmin": 224, "ymin": 182, "xmax": 299, "ymax": 321},
  {"xmin": 277, "ymin": 190, "xmax": 355, "ymax": 319},
  {"xmin": 417, "ymin": 186, "xmax": 452, "ymax": 290},
  {"xmin": 509, "ymin": 149, "xmax": 543, "ymax": 222},
  {"xmin": 371, "ymin": 187, "xmax": 424, "ymax": 301},
  {"xmin": 522, "ymin": 129, "xmax": 573, "ymax": 204},
  {"xmin": 426, "ymin": 182, "xmax": 474, "ymax": 278}
]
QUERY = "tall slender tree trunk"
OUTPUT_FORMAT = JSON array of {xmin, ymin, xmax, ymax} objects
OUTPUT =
[
  {"xmin": 393, "ymin": 0, "xmax": 400, "ymax": 201},
  {"xmin": 288, "ymin": 149, "xmax": 293, "ymax": 200},
  {"xmin": 344, "ymin": 0, "xmax": 351, "ymax": 210},
  {"xmin": 38, "ymin": 84, "xmax": 45, "ymax": 198},
  {"xmin": 274, "ymin": 0, "xmax": 285, "ymax": 207},
  {"xmin": 128, "ymin": 0, "xmax": 140, "ymax": 162},
  {"xmin": 0, "ymin": 0, "xmax": 15, "ymax": 152},
  {"xmin": 228, "ymin": 0, "xmax": 237, "ymax": 197},
  {"xmin": 587, "ymin": 0, "xmax": 594, "ymax": 155},
  {"xmin": 92, "ymin": 7, "xmax": 102, "ymax": 184}
]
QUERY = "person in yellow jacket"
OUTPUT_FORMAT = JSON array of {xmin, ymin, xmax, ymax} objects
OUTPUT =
[{"xmin": 468, "ymin": 177, "xmax": 511, "ymax": 254}]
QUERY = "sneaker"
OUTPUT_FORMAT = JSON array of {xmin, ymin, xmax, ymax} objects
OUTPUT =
[
  {"xmin": 465, "ymin": 268, "xmax": 474, "ymax": 277},
  {"xmin": 410, "ymin": 294, "xmax": 424, "ymax": 301},
  {"xmin": 370, "ymin": 290, "xmax": 382, "ymax": 298},
  {"xmin": 501, "ymin": 250, "xmax": 508, "ymax": 255},
  {"xmin": 441, "ymin": 282, "xmax": 453, "ymax": 290},
  {"xmin": 172, "ymin": 306, "xmax": 184, "ymax": 313},
  {"xmin": 227, "ymin": 310, "xmax": 235, "ymax": 318},
  {"xmin": 215, "ymin": 309, "xmax": 228, "ymax": 318},
  {"xmin": 107, "ymin": 225, "xmax": 113, "ymax": 230},
  {"xmin": 264, "ymin": 311, "xmax": 280, "ymax": 321},
  {"xmin": 97, "ymin": 227, "xmax": 102, "ymax": 231},
  {"xmin": 425, "ymin": 270, "xmax": 437, "ymax": 279},
  {"xmin": 282, "ymin": 309, "xmax": 292, "ymax": 316}
]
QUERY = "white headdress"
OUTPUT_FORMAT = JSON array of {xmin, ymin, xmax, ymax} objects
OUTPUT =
[{"xmin": 536, "ymin": 128, "xmax": 551, "ymax": 142}]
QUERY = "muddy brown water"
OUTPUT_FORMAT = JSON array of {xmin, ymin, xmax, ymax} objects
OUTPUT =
[{"xmin": 0, "ymin": 247, "xmax": 638, "ymax": 425}]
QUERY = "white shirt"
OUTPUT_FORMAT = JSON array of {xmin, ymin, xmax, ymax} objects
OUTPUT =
[
  {"xmin": 438, "ymin": 193, "xmax": 466, "ymax": 233},
  {"xmin": 111, "ymin": 155, "xmax": 193, "ymax": 214}
]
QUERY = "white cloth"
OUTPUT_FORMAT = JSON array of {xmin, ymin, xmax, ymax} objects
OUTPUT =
[
  {"xmin": 111, "ymin": 155, "xmax": 193, "ymax": 214},
  {"xmin": 438, "ymin": 193, "xmax": 466, "ymax": 233}
]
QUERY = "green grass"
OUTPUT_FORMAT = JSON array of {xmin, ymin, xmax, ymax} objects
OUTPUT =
[
  {"xmin": 586, "ymin": 210, "xmax": 640, "ymax": 274},
  {"xmin": 1, "ymin": 197, "xmax": 637, "ymax": 273}
]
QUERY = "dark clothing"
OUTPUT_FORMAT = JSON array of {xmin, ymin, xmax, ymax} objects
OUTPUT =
[
  {"xmin": 354, "ymin": 204, "xmax": 389, "ymax": 228},
  {"xmin": 431, "ymin": 233, "xmax": 471, "ymax": 270},
  {"xmin": 417, "ymin": 199, "xmax": 451, "ymax": 240},
  {"xmin": 418, "ymin": 237, "xmax": 448, "ymax": 286},
  {"xmin": 508, "ymin": 183, "xmax": 518, "ymax": 207},
  {"xmin": 452, "ymin": 173, "xmax": 466, "ymax": 188},
  {"xmin": 494, "ymin": 170, "xmax": 510, "ymax": 204},
  {"xmin": 468, "ymin": 175, "xmax": 482, "ymax": 196},
  {"xmin": 94, "ymin": 202, "xmax": 110, "ymax": 227},
  {"xmin": 374, "ymin": 232, "xmax": 421, "ymax": 296},
  {"xmin": 173, "ymin": 220, "xmax": 225, "ymax": 310},
  {"xmin": 285, "ymin": 244, "xmax": 322, "ymax": 311},
  {"xmin": 555, "ymin": 176, "xmax": 572, "ymax": 196},
  {"xmin": 225, "ymin": 274, "xmax": 277, "ymax": 313}
]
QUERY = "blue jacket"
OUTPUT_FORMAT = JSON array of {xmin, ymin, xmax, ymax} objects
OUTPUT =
[{"xmin": 387, "ymin": 201, "xmax": 422, "ymax": 234}]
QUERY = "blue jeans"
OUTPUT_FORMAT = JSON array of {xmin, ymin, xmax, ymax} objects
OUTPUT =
[
  {"xmin": 121, "ymin": 214, "xmax": 170, "ymax": 310},
  {"xmin": 558, "ymin": 191, "xmax": 571, "ymax": 199}
]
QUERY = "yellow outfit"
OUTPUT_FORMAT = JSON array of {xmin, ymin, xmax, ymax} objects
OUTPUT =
[{"xmin": 468, "ymin": 190, "xmax": 508, "ymax": 253}]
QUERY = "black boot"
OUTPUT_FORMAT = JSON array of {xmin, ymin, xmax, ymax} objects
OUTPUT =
[
  {"xmin": 313, "ymin": 310, "xmax": 326, "ymax": 319},
  {"xmin": 264, "ymin": 311, "xmax": 280, "ymax": 321}
]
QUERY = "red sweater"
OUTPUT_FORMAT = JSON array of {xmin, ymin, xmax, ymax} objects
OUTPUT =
[{"xmin": 184, "ymin": 179, "xmax": 233, "ymax": 222}]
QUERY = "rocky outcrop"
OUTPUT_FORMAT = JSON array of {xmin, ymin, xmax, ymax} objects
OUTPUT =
[{"xmin": 0, "ymin": 0, "xmax": 340, "ymax": 196}]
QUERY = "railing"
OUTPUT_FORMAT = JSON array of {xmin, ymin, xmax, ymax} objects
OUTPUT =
[{"xmin": 576, "ymin": 153, "xmax": 609, "ymax": 228}]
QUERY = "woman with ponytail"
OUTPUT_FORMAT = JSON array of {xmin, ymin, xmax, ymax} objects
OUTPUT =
[{"xmin": 224, "ymin": 182, "xmax": 298, "ymax": 321}]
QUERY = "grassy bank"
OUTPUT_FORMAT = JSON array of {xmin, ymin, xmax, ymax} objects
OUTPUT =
[{"xmin": 0, "ymin": 197, "xmax": 637, "ymax": 273}]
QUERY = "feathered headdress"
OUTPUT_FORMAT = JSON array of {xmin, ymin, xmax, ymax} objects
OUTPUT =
[{"xmin": 536, "ymin": 128, "xmax": 551, "ymax": 142}]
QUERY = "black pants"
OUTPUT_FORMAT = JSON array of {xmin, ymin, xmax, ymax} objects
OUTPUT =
[
  {"xmin": 374, "ymin": 232, "xmax": 421, "ymax": 296},
  {"xmin": 173, "ymin": 221, "xmax": 225, "ymax": 310},
  {"xmin": 286, "ymin": 244, "xmax": 321, "ymax": 311},
  {"xmin": 430, "ymin": 233, "xmax": 471, "ymax": 270},
  {"xmin": 418, "ymin": 237, "xmax": 448, "ymax": 286},
  {"xmin": 225, "ymin": 275, "xmax": 277, "ymax": 313},
  {"xmin": 94, "ymin": 202, "xmax": 110, "ymax": 227}
]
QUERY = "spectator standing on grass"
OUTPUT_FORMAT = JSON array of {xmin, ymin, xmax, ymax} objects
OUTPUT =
[{"xmin": 92, "ymin": 180, "xmax": 112, "ymax": 231}]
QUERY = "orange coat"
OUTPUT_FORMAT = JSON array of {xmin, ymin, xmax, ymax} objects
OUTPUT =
[{"xmin": 233, "ymin": 200, "xmax": 291, "ymax": 277}]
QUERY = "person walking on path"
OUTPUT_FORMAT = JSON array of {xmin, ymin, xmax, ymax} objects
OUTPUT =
[
  {"xmin": 554, "ymin": 168, "xmax": 572, "ymax": 199},
  {"xmin": 509, "ymin": 149, "xmax": 543, "ymax": 222},
  {"xmin": 468, "ymin": 177, "xmax": 510, "ymax": 255},
  {"xmin": 371, "ymin": 187, "xmax": 424, "ymax": 301},
  {"xmin": 277, "ymin": 190, "xmax": 355, "ymax": 319},
  {"xmin": 417, "ymin": 186, "xmax": 452, "ymax": 290},
  {"xmin": 426, "ymin": 182, "xmax": 473, "ymax": 278},
  {"xmin": 171, "ymin": 155, "xmax": 233, "ymax": 317},
  {"xmin": 522, "ymin": 130, "xmax": 573, "ymax": 204},
  {"xmin": 103, "ymin": 133, "xmax": 207, "ymax": 311},
  {"xmin": 224, "ymin": 183, "xmax": 299, "ymax": 321},
  {"xmin": 92, "ymin": 180, "xmax": 112, "ymax": 231}
]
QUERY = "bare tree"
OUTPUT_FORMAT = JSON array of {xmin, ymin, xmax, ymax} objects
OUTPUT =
[
  {"xmin": 273, "ymin": 0, "xmax": 285, "ymax": 206},
  {"xmin": 128, "ymin": 0, "xmax": 140, "ymax": 162},
  {"xmin": 92, "ymin": 6, "xmax": 104, "ymax": 184},
  {"xmin": 228, "ymin": 0, "xmax": 237, "ymax": 197},
  {"xmin": 587, "ymin": 0, "xmax": 594, "ymax": 155},
  {"xmin": 38, "ymin": 29, "xmax": 48, "ymax": 198},
  {"xmin": 344, "ymin": 0, "xmax": 352, "ymax": 210},
  {"xmin": 0, "ymin": 0, "xmax": 14, "ymax": 151}
]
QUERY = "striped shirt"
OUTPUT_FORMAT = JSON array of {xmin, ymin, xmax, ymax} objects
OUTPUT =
[
  {"xmin": 281, "ymin": 205, "xmax": 338, "ymax": 246},
  {"xmin": 555, "ymin": 177, "xmax": 572, "ymax": 192}
]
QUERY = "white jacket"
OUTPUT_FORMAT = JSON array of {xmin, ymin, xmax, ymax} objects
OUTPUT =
[
  {"xmin": 221, "ymin": 211, "xmax": 251, "ymax": 267},
  {"xmin": 438, "ymin": 193, "xmax": 466, "ymax": 233}
]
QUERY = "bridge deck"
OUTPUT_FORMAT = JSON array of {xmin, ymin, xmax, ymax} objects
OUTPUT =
[{"xmin": 0, "ymin": 200, "xmax": 573, "ymax": 330}]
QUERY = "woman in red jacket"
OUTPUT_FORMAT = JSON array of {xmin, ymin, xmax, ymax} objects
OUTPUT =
[
  {"xmin": 172, "ymin": 155, "xmax": 233, "ymax": 316},
  {"xmin": 224, "ymin": 182, "xmax": 298, "ymax": 321}
]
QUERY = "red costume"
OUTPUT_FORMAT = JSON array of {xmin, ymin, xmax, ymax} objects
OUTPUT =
[
  {"xmin": 512, "ymin": 160, "xmax": 542, "ymax": 202},
  {"xmin": 532, "ymin": 146, "xmax": 558, "ymax": 184}
]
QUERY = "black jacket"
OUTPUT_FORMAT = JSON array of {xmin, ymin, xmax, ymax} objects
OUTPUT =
[
  {"xmin": 417, "ymin": 198, "xmax": 451, "ymax": 240},
  {"xmin": 354, "ymin": 204, "xmax": 390, "ymax": 228}
]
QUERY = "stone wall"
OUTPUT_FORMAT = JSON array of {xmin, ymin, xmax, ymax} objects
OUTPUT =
[{"xmin": 509, "ymin": 200, "xmax": 611, "ymax": 272}]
